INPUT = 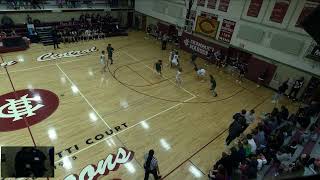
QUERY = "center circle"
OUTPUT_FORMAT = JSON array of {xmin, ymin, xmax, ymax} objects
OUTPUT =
[{"xmin": 0, "ymin": 89, "xmax": 59, "ymax": 132}]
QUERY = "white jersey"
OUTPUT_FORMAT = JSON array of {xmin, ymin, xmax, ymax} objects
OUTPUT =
[
  {"xmin": 100, "ymin": 54, "xmax": 106, "ymax": 64},
  {"xmin": 172, "ymin": 55, "xmax": 179, "ymax": 66},
  {"xmin": 176, "ymin": 70, "xmax": 181, "ymax": 80},
  {"xmin": 197, "ymin": 69, "xmax": 206, "ymax": 76}
]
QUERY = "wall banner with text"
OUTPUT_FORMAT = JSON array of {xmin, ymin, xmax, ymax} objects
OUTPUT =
[
  {"xmin": 269, "ymin": 0, "xmax": 291, "ymax": 23},
  {"xmin": 247, "ymin": 0, "xmax": 264, "ymax": 17},
  {"xmin": 218, "ymin": 19, "xmax": 236, "ymax": 43}
]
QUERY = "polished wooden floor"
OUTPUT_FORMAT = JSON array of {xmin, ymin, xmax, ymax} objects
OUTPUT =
[{"xmin": 0, "ymin": 31, "xmax": 299, "ymax": 180}]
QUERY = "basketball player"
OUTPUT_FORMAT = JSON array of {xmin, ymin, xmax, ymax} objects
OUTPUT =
[
  {"xmin": 100, "ymin": 50, "xmax": 107, "ymax": 72},
  {"xmin": 107, "ymin": 44, "xmax": 114, "ymax": 64},
  {"xmin": 171, "ymin": 52, "xmax": 179, "ymax": 68},
  {"xmin": 209, "ymin": 75, "xmax": 218, "ymax": 97},
  {"xmin": 176, "ymin": 67, "xmax": 182, "ymax": 86},
  {"xmin": 169, "ymin": 49, "xmax": 175, "ymax": 67},
  {"xmin": 154, "ymin": 60, "xmax": 163, "ymax": 76},
  {"xmin": 194, "ymin": 66, "xmax": 206, "ymax": 82}
]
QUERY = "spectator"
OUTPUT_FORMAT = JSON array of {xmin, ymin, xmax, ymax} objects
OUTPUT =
[
  {"xmin": 279, "ymin": 105, "xmax": 289, "ymax": 121},
  {"xmin": 243, "ymin": 139, "xmax": 252, "ymax": 157},
  {"xmin": 257, "ymin": 153, "xmax": 267, "ymax": 170},
  {"xmin": 245, "ymin": 109, "xmax": 255, "ymax": 124},
  {"xmin": 272, "ymin": 80, "xmax": 289, "ymax": 103},
  {"xmin": 214, "ymin": 152, "xmax": 232, "ymax": 177},
  {"xmin": 208, "ymin": 164, "xmax": 226, "ymax": 180},
  {"xmin": 226, "ymin": 119, "xmax": 242, "ymax": 145},
  {"xmin": 247, "ymin": 134, "xmax": 257, "ymax": 154},
  {"xmin": 254, "ymin": 126, "xmax": 266, "ymax": 150},
  {"xmin": 289, "ymin": 77, "xmax": 305, "ymax": 101}
]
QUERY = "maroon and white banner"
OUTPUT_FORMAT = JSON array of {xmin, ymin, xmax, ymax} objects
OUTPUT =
[
  {"xmin": 269, "ymin": 0, "xmax": 291, "ymax": 23},
  {"xmin": 247, "ymin": 0, "xmax": 264, "ymax": 17},
  {"xmin": 218, "ymin": 0, "xmax": 230, "ymax": 12},
  {"xmin": 200, "ymin": 11, "xmax": 218, "ymax": 20},
  {"xmin": 197, "ymin": 0, "xmax": 205, "ymax": 6},
  {"xmin": 180, "ymin": 32, "xmax": 227, "ymax": 61},
  {"xmin": 207, "ymin": 0, "xmax": 217, "ymax": 9},
  {"xmin": 218, "ymin": 19, "xmax": 236, "ymax": 43},
  {"xmin": 296, "ymin": 0, "xmax": 320, "ymax": 27}
]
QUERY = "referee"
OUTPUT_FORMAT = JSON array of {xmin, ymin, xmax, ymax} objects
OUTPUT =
[{"xmin": 144, "ymin": 149, "xmax": 161, "ymax": 180}]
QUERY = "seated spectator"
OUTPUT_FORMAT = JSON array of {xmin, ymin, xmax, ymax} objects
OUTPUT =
[
  {"xmin": 208, "ymin": 164, "xmax": 226, "ymax": 180},
  {"xmin": 214, "ymin": 152, "xmax": 232, "ymax": 177},
  {"xmin": 279, "ymin": 105, "xmax": 289, "ymax": 121},
  {"xmin": 247, "ymin": 134, "xmax": 257, "ymax": 154},
  {"xmin": 287, "ymin": 141, "xmax": 298, "ymax": 155},
  {"xmin": 304, "ymin": 157, "xmax": 320, "ymax": 176},
  {"xmin": 254, "ymin": 126, "xmax": 266, "ymax": 150},
  {"xmin": 243, "ymin": 139, "xmax": 252, "ymax": 157},
  {"xmin": 257, "ymin": 153, "xmax": 267, "ymax": 170},
  {"xmin": 230, "ymin": 147, "xmax": 241, "ymax": 169},
  {"xmin": 245, "ymin": 155, "xmax": 258, "ymax": 179}
]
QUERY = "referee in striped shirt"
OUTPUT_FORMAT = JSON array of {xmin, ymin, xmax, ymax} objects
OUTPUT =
[{"xmin": 144, "ymin": 149, "xmax": 161, "ymax": 180}]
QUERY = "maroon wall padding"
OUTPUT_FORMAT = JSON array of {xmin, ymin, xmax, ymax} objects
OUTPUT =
[
  {"xmin": 180, "ymin": 32, "xmax": 228, "ymax": 61},
  {"xmin": 246, "ymin": 57, "xmax": 277, "ymax": 85}
]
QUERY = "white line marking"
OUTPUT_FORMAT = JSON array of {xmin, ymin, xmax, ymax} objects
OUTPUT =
[
  {"xmin": 56, "ymin": 64, "xmax": 112, "ymax": 129},
  {"xmin": 121, "ymin": 51, "xmax": 196, "ymax": 98},
  {"xmin": 54, "ymin": 96, "xmax": 195, "ymax": 163}
]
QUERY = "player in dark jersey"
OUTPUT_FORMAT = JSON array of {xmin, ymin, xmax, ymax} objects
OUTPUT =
[{"xmin": 154, "ymin": 60, "xmax": 163, "ymax": 75}]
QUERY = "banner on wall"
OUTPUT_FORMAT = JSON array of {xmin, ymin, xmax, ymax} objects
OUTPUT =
[
  {"xmin": 306, "ymin": 45, "xmax": 320, "ymax": 61},
  {"xmin": 218, "ymin": 0, "xmax": 230, "ymax": 12},
  {"xmin": 197, "ymin": 0, "xmax": 205, "ymax": 6},
  {"xmin": 195, "ymin": 16, "xmax": 219, "ymax": 38},
  {"xmin": 200, "ymin": 11, "xmax": 218, "ymax": 20},
  {"xmin": 218, "ymin": 19, "xmax": 236, "ymax": 43},
  {"xmin": 180, "ymin": 32, "xmax": 227, "ymax": 60},
  {"xmin": 247, "ymin": 0, "xmax": 264, "ymax": 17},
  {"xmin": 207, "ymin": 0, "xmax": 217, "ymax": 9},
  {"xmin": 296, "ymin": 0, "xmax": 320, "ymax": 27},
  {"xmin": 269, "ymin": 0, "xmax": 291, "ymax": 23}
]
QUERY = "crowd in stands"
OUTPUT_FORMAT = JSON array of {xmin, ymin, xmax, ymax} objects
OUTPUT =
[
  {"xmin": 4, "ymin": 0, "xmax": 123, "ymax": 9},
  {"xmin": 53, "ymin": 12, "xmax": 121, "ymax": 44},
  {"xmin": 209, "ymin": 103, "xmax": 320, "ymax": 180}
]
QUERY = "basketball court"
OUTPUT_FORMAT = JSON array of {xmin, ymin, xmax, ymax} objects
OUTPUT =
[{"xmin": 0, "ymin": 31, "xmax": 298, "ymax": 179}]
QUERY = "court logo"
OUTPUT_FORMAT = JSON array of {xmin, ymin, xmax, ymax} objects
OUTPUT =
[
  {"xmin": 0, "ymin": 60, "xmax": 18, "ymax": 67},
  {"xmin": 64, "ymin": 147, "xmax": 134, "ymax": 180},
  {"xmin": 0, "ymin": 89, "xmax": 59, "ymax": 132},
  {"xmin": 37, "ymin": 47, "xmax": 98, "ymax": 62}
]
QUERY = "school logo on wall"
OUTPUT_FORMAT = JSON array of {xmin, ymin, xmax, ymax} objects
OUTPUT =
[
  {"xmin": 37, "ymin": 47, "xmax": 98, "ymax": 62},
  {"xmin": 64, "ymin": 147, "xmax": 134, "ymax": 180},
  {"xmin": 0, "ymin": 89, "xmax": 59, "ymax": 131},
  {"xmin": 195, "ymin": 16, "xmax": 219, "ymax": 38}
]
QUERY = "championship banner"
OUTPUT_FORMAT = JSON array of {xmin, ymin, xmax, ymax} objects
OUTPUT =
[
  {"xmin": 207, "ymin": 0, "xmax": 217, "ymax": 9},
  {"xmin": 195, "ymin": 16, "xmax": 219, "ymax": 38},
  {"xmin": 247, "ymin": 0, "xmax": 264, "ymax": 17},
  {"xmin": 296, "ymin": 0, "xmax": 320, "ymax": 27},
  {"xmin": 270, "ymin": 0, "xmax": 291, "ymax": 23},
  {"xmin": 218, "ymin": 0, "xmax": 230, "ymax": 12},
  {"xmin": 197, "ymin": 0, "xmax": 205, "ymax": 6},
  {"xmin": 218, "ymin": 19, "xmax": 236, "ymax": 43}
]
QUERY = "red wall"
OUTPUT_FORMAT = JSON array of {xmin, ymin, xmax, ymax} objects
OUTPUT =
[{"xmin": 246, "ymin": 57, "xmax": 277, "ymax": 85}]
